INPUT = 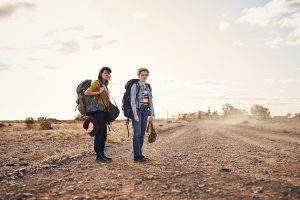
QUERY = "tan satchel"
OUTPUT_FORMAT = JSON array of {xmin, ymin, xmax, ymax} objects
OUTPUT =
[{"xmin": 147, "ymin": 120, "xmax": 157, "ymax": 143}]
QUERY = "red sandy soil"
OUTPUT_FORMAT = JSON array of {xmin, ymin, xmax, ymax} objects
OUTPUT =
[{"xmin": 0, "ymin": 119, "xmax": 299, "ymax": 199}]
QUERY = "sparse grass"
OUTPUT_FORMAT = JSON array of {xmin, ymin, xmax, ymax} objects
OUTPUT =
[
  {"xmin": 42, "ymin": 144, "xmax": 90, "ymax": 163},
  {"xmin": 107, "ymin": 137, "xmax": 121, "ymax": 144},
  {"xmin": 241, "ymin": 120, "xmax": 250, "ymax": 124},
  {"xmin": 28, "ymin": 151, "xmax": 49, "ymax": 161}
]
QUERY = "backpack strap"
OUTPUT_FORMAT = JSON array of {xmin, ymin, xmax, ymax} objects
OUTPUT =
[
  {"xmin": 125, "ymin": 118, "xmax": 130, "ymax": 137},
  {"xmin": 81, "ymin": 92, "xmax": 88, "ymax": 114},
  {"xmin": 146, "ymin": 83, "xmax": 152, "ymax": 92},
  {"xmin": 135, "ymin": 82, "xmax": 140, "ymax": 98}
]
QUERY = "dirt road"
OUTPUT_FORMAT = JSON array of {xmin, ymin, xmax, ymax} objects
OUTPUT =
[{"xmin": 1, "ymin": 120, "xmax": 300, "ymax": 199}]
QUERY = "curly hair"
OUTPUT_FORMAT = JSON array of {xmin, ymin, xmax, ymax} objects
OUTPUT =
[{"xmin": 137, "ymin": 67, "xmax": 149, "ymax": 76}]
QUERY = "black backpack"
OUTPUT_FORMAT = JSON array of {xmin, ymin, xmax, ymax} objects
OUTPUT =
[{"xmin": 122, "ymin": 79, "xmax": 152, "ymax": 119}]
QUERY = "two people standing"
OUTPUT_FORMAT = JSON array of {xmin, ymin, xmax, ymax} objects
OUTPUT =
[{"xmin": 84, "ymin": 67, "xmax": 155, "ymax": 163}]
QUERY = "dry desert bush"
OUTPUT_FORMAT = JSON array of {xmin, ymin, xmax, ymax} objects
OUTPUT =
[
  {"xmin": 28, "ymin": 151, "xmax": 49, "ymax": 161},
  {"xmin": 0, "ymin": 123, "xmax": 5, "ymax": 128}
]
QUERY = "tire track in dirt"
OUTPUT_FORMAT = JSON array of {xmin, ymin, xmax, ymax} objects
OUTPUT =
[
  {"xmin": 213, "ymin": 123, "xmax": 300, "ymax": 160},
  {"xmin": 194, "ymin": 122, "xmax": 300, "ymax": 198}
]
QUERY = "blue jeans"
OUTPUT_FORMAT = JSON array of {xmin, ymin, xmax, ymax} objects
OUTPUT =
[{"xmin": 132, "ymin": 105, "xmax": 148, "ymax": 158}]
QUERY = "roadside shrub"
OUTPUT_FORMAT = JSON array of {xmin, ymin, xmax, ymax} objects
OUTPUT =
[
  {"xmin": 34, "ymin": 117, "xmax": 53, "ymax": 130},
  {"xmin": 74, "ymin": 114, "xmax": 84, "ymax": 121},
  {"xmin": 39, "ymin": 119, "xmax": 53, "ymax": 130},
  {"xmin": 0, "ymin": 123, "xmax": 5, "ymax": 128},
  {"xmin": 25, "ymin": 117, "xmax": 35, "ymax": 129}
]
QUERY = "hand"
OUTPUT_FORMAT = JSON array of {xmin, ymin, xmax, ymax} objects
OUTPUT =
[
  {"xmin": 99, "ymin": 87, "xmax": 105, "ymax": 93},
  {"xmin": 134, "ymin": 115, "xmax": 139, "ymax": 122},
  {"xmin": 149, "ymin": 116, "xmax": 154, "ymax": 122}
]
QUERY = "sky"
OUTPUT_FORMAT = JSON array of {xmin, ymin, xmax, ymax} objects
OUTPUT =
[{"xmin": 0, "ymin": 0, "xmax": 300, "ymax": 120}]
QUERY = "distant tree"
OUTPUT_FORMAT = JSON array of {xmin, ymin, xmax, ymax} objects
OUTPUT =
[
  {"xmin": 47, "ymin": 118, "xmax": 60, "ymax": 123},
  {"xmin": 176, "ymin": 113, "xmax": 182, "ymax": 119},
  {"xmin": 222, "ymin": 103, "xmax": 247, "ymax": 117},
  {"xmin": 197, "ymin": 111, "xmax": 202, "ymax": 119},
  {"xmin": 286, "ymin": 113, "xmax": 292, "ymax": 119},
  {"xmin": 212, "ymin": 111, "xmax": 218, "ymax": 116},
  {"xmin": 207, "ymin": 107, "xmax": 211, "ymax": 115},
  {"xmin": 294, "ymin": 112, "xmax": 300, "ymax": 118},
  {"xmin": 187, "ymin": 112, "xmax": 197, "ymax": 118},
  {"xmin": 250, "ymin": 105, "xmax": 270, "ymax": 119},
  {"xmin": 37, "ymin": 117, "xmax": 47, "ymax": 122}
]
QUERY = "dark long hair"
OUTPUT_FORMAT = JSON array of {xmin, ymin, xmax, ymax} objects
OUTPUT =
[{"xmin": 98, "ymin": 66, "xmax": 111, "ymax": 86}]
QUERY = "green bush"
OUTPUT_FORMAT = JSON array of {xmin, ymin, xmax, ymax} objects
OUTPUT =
[
  {"xmin": 25, "ymin": 117, "xmax": 35, "ymax": 129},
  {"xmin": 74, "ymin": 114, "xmax": 84, "ymax": 121}
]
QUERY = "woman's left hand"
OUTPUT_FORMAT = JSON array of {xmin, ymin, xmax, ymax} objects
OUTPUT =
[{"xmin": 149, "ymin": 116, "xmax": 154, "ymax": 122}]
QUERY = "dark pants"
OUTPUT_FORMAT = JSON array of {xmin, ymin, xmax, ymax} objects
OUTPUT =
[{"xmin": 92, "ymin": 111, "xmax": 108, "ymax": 154}]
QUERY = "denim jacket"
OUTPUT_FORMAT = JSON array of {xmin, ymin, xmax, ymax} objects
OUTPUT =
[{"xmin": 130, "ymin": 82, "xmax": 155, "ymax": 117}]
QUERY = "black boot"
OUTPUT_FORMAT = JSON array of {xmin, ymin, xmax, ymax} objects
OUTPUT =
[
  {"xmin": 96, "ymin": 152, "xmax": 108, "ymax": 163},
  {"xmin": 101, "ymin": 152, "xmax": 112, "ymax": 162},
  {"xmin": 134, "ymin": 156, "xmax": 147, "ymax": 162}
]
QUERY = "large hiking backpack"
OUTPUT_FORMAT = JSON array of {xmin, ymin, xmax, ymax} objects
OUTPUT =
[
  {"xmin": 121, "ymin": 79, "xmax": 152, "ymax": 119},
  {"xmin": 75, "ymin": 79, "xmax": 102, "ymax": 116},
  {"xmin": 122, "ymin": 79, "xmax": 139, "ymax": 119}
]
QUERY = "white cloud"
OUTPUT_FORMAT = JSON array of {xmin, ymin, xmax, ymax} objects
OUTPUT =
[
  {"xmin": 236, "ymin": 0, "xmax": 300, "ymax": 26},
  {"xmin": 63, "ymin": 25, "xmax": 84, "ymax": 32},
  {"xmin": 0, "ymin": 46, "xmax": 16, "ymax": 51},
  {"xmin": 279, "ymin": 11, "xmax": 300, "ymax": 28},
  {"xmin": 286, "ymin": 28, "xmax": 300, "ymax": 45},
  {"xmin": 264, "ymin": 31, "xmax": 284, "ymax": 48},
  {"xmin": 58, "ymin": 40, "xmax": 80, "ymax": 54},
  {"xmin": 91, "ymin": 42, "xmax": 101, "ymax": 50},
  {"xmin": 0, "ymin": 2, "xmax": 37, "ymax": 21},
  {"xmin": 264, "ymin": 78, "xmax": 274, "ymax": 83},
  {"xmin": 280, "ymin": 79, "xmax": 300, "ymax": 84},
  {"xmin": 236, "ymin": 0, "xmax": 300, "ymax": 47},
  {"xmin": 132, "ymin": 11, "xmax": 148, "ymax": 20},
  {"xmin": 85, "ymin": 34, "xmax": 103, "ymax": 40},
  {"xmin": 0, "ymin": 62, "xmax": 10, "ymax": 70},
  {"xmin": 44, "ymin": 66, "xmax": 60, "ymax": 70},
  {"xmin": 233, "ymin": 41, "xmax": 245, "ymax": 46},
  {"xmin": 107, "ymin": 40, "xmax": 118, "ymax": 45},
  {"xmin": 218, "ymin": 21, "xmax": 230, "ymax": 31},
  {"xmin": 222, "ymin": 12, "xmax": 229, "ymax": 18}
]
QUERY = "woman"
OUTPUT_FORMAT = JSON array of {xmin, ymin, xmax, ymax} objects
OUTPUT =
[
  {"xmin": 84, "ymin": 66, "xmax": 112, "ymax": 162},
  {"xmin": 131, "ymin": 68, "xmax": 155, "ymax": 162}
]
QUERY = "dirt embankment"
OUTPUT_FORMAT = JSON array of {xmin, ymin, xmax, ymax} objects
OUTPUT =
[{"xmin": 0, "ymin": 120, "xmax": 299, "ymax": 199}]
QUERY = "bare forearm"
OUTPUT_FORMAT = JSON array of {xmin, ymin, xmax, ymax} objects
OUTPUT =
[{"xmin": 84, "ymin": 89, "xmax": 101, "ymax": 96}]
